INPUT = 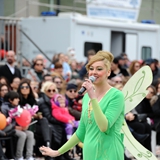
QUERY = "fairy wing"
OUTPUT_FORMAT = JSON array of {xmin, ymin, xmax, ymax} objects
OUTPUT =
[
  {"xmin": 122, "ymin": 66, "xmax": 158, "ymax": 160},
  {"xmin": 122, "ymin": 66, "xmax": 152, "ymax": 114}
]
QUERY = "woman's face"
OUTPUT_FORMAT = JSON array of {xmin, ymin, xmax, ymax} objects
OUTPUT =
[
  {"xmin": 9, "ymin": 98, "xmax": 19, "ymax": 106},
  {"xmin": 0, "ymin": 78, "xmax": 7, "ymax": 84},
  {"xmin": 146, "ymin": 87, "xmax": 155, "ymax": 99},
  {"xmin": 88, "ymin": 61, "xmax": 110, "ymax": 84},
  {"xmin": 0, "ymin": 86, "xmax": 8, "ymax": 98},
  {"xmin": 66, "ymin": 88, "xmax": 78, "ymax": 99},
  {"xmin": 111, "ymin": 62, "xmax": 118, "ymax": 71},
  {"xmin": 34, "ymin": 60, "xmax": 44, "ymax": 72},
  {"xmin": 20, "ymin": 83, "xmax": 30, "ymax": 96},
  {"xmin": 134, "ymin": 62, "xmax": 141, "ymax": 72},
  {"xmin": 30, "ymin": 81, "xmax": 39, "ymax": 93},
  {"xmin": 53, "ymin": 77, "xmax": 63, "ymax": 89},
  {"xmin": 45, "ymin": 84, "xmax": 56, "ymax": 98}
]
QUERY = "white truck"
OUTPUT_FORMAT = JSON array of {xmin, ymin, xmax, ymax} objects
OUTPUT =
[{"xmin": 19, "ymin": 12, "xmax": 160, "ymax": 63}]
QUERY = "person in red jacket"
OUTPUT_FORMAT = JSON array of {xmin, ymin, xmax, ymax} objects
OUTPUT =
[{"xmin": 51, "ymin": 94, "xmax": 79, "ymax": 140}]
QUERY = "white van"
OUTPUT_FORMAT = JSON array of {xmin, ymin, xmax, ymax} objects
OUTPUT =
[{"xmin": 20, "ymin": 12, "xmax": 160, "ymax": 63}]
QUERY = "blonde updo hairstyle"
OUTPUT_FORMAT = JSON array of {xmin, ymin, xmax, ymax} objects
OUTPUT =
[{"xmin": 86, "ymin": 51, "xmax": 114, "ymax": 71}]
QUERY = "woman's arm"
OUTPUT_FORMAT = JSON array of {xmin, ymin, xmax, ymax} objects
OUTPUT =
[
  {"xmin": 91, "ymin": 99, "xmax": 108, "ymax": 132},
  {"xmin": 39, "ymin": 133, "xmax": 80, "ymax": 157}
]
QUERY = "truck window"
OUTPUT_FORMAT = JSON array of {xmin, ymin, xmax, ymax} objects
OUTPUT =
[
  {"xmin": 141, "ymin": 47, "xmax": 152, "ymax": 60},
  {"xmin": 84, "ymin": 42, "xmax": 102, "ymax": 57}
]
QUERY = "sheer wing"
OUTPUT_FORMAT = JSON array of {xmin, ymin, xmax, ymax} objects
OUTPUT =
[
  {"xmin": 122, "ymin": 66, "xmax": 158, "ymax": 159},
  {"xmin": 122, "ymin": 66, "xmax": 152, "ymax": 114}
]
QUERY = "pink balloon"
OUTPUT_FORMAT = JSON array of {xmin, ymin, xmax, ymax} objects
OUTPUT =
[{"xmin": 15, "ymin": 109, "xmax": 31, "ymax": 127}]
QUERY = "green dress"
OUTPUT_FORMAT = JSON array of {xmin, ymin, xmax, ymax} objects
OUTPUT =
[{"xmin": 76, "ymin": 87, "xmax": 125, "ymax": 160}]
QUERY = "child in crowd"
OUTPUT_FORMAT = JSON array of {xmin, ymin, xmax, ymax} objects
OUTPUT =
[
  {"xmin": 1, "ymin": 91, "xmax": 34, "ymax": 160},
  {"xmin": 51, "ymin": 94, "xmax": 79, "ymax": 140}
]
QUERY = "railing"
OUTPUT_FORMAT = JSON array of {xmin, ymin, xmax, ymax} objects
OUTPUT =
[{"xmin": 0, "ymin": 16, "xmax": 21, "ymax": 64}]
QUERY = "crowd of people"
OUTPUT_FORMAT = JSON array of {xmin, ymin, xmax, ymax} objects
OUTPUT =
[{"xmin": 0, "ymin": 49, "xmax": 160, "ymax": 160}]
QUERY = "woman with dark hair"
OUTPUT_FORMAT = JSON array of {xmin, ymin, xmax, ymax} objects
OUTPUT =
[
  {"xmin": 0, "ymin": 76, "xmax": 10, "ymax": 86},
  {"xmin": 108, "ymin": 56, "xmax": 129, "ymax": 79},
  {"xmin": 17, "ymin": 80, "xmax": 53, "ymax": 160},
  {"xmin": 0, "ymin": 84, "xmax": 10, "ymax": 107}
]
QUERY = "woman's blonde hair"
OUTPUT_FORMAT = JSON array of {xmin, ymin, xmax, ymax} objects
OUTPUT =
[
  {"xmin": 86, "ymin": 51, "xmax": 114, "ymax": 71},
  {"xmin": 41, "ymin": 81, "xmax": 57, "ymax": 93}
]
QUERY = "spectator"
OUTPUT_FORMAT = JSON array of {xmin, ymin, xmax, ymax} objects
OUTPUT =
[
  {"xmin": 135, "ymin": 85, "xmax": 157, "ymax": 151},
  {"xmin": 109, "ymin": 75, "xmax": 123, "ymax": 87},
  {"xmin": 108, "ymin": 56, "xmax": 130, "ymax": 79},
  {"xmin": 70, "ymin": 60, "xmax": 80, "ymax": 79},
  {"xmin": 128, "ymin": 60, "xmax": 141, "ymax": 76},
  {"xmin": 1, "ymin": 91, "xmax": 34, "ymax": 160},
  {"xmin": 51, "ymin": 94, "xmax": 79, "ymax": 140},
  {"xmin": 0, "ymin": 84, "xmax": 10, "ymax": 106},
  {"xmin": 53, "ymin": 76, "xmax": 65, "ymax": 95},
  {"xmin": 79, "ymin": 49, "xmax": 96, "ymax": 79},
  {"xmin": 58, "ymin": 53, "xmax": 72, "ymax": 82},
  {"xmin": 38, "ymin": 82, "xmax": 73, "ymax": 160},
  {"xmin": 65, "ymin": 83, "xmax": 82, "ymax": 120},
  {"xmin": 17, "ymin": 80, "xmax": 53, "ymax": 160},
  {"xmin": 0, "ymin": 76, "xmax": 10, "ymax": 86},
  {"xmin": 53, "ymin": 62, "xmax": 64, "ymax": 79},
  {"xmin": 42, "ymin": 74, "xmax": 53, "ymax": 82},
  {"xmin": 26, "ymin": 59, "xmax": 48, "ymax": 82},
  {"xmin": 144, "ymin": 58, "xmax": 160, "ymax": 83},
  {"xmin": 0, "ymin": 50, "xmax": 22, "ymax": 84},
  {"xmin": 10, "ymin": 77, "xmax": 21, "ymax": 92},
  {"xmin": 120, "ymin": 53, "xmax": 130, "ymax": 69},
  {"xmin": 29, "ymin": 80, "xmax": 39, "ymax": 100},
  {"xmin": 34, "ymin": 54, "xmax": 47, "ymax": 68}
]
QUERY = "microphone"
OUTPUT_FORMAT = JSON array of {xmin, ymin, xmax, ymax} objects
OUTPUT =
[{"xmin": 78, "ymin": 76, "xmax": 96, "ymax": 95}]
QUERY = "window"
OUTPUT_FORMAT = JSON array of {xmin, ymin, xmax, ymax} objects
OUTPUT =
[
  {"xmin": 141, "ymin": 47, "xmax": 152, "ymax": 60},
  {"xmin": 84, "ymin": 42, "xmax": 102, "ymax": 57}
]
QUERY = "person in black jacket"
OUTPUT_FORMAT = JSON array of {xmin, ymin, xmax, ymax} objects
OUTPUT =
[
  {"xmin": 38, "ymin": 81, "xmax": 73, "ymax": 160},
  {"xmin": 108, "ymin": 56, "xmax": 130, "ymax": 79},
  {"xmin": 17, "ymin": 80, "xmax": 53, "ymax": 160},
  {"xmin": 65, "ymin": 83, "xmax": 82, "ymax": 120},
  {"xmin": 0, "ymin": 50, "xmax": 22, "ymax": 84}
]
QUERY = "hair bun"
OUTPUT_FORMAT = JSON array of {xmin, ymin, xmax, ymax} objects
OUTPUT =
[{"xmin": 96, "ymin": 51, "xmax": 114, "ymax": 63}]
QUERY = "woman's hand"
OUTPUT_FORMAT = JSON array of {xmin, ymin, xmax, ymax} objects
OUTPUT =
[
  {"xmin": 39, "ymin": 146, "xmax": 60, "ymax": 157},
  {"xmin": 125, "ymin": 112, "xmax": 135, "ymax": 121},
  {"xmin": 82, "ymin": 78, "xmax": 96, "ymax": 99}
]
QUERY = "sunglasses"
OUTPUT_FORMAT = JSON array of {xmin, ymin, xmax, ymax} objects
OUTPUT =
[
  {"xmin": 115, "ymin": 81, "xmax": 122, "ymax": 84},
  {"xmin": 20, "ymin": 86, "xmax": 29, "ymax": 89},
  {"xmin": 55, "ymin": 81, "xmax": 62, "ymax": 84},
  {"xmin": 69, "ymin": 89, "xmax": 77, "ymax": 93},
  {"xmin": 47, "ymin": 89, "xmax": 56, "ymax": 93},
  {"xmin": 36, "ymin": 63, "xmax": 43, "ymax": 66}
]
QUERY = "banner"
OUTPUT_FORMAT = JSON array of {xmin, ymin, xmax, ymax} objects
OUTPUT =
[{"xmin": 86, "ymin": 0, "xmax": 142, "ymax": 21}]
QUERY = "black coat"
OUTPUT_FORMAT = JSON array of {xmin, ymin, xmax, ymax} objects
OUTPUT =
[
  {"xmin": 65, "ymin": 94, "xmax": 81, "ymax": 120},
  {"xmin": 0, "ymin": 64, "xmax": 22, "ymax": 84},
  {"xmin": 135, "ymin": 98, "xmax": 154, "ymax": 119},
  {"xmin": 152, "ymin": 95, "xmax": 160, "ymax": 131},
  {"xmin": 37, "ymin": 93, "xmax": 66, "ymax": 146}
]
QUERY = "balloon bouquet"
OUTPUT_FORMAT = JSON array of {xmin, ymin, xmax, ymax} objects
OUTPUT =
[{"xmin": 9, "ymin": 105, "xmax": 39, "ymax": 127}]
